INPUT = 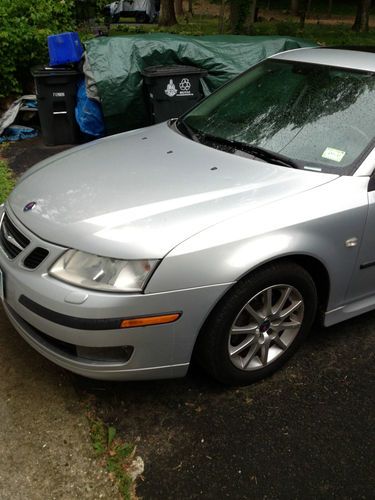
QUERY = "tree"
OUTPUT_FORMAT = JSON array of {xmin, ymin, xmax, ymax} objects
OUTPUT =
[
  {"xmin": 159, "ymin": 0, "xmax": 177, "ymax": 26},
  {"xmin": 299, "ymin": 0, "xmax": 308, "ymax": 28},
  {"xmin": 290, "ymin": 0, "xmax": 299, "ymax": 15},
  {"xmin": 229, "ymin": 0, "xmax": 242, "ymax": 33},
  {"xmin": 327, "ymin": 0, "xmax": 333, "ymax": 18},
  {"xmin": 218, "ymin": 0, "xmax": 225, "ymax": 33},
  {"xmin": 352, "ymin": 0, "xmax": 371, "ymax": 32},
  {"xmin": 230, "ymin": 0, "xmax": 257, "ymax": 33},
  {"xmin": 0, "ymin": 0, "xmax": 75, "ymax": 97},
  {"xmin": 175, "ymin": 0, "xmax": 184, "ymax": 17}
]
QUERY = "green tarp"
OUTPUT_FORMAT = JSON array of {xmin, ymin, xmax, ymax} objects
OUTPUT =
[{"xmin": 84, "ymin": 34, "xmax": 316, "ymax": 134}]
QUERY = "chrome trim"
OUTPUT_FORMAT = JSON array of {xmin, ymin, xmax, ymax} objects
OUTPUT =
[{"xmin": 2, "ymin": 222, "xmax": 23, "ymax": 251}]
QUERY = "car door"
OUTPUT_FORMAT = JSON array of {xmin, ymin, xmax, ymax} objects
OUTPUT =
[{"xmin": 346, "ymin": 172, "xmax": 375, "ymax": 303}]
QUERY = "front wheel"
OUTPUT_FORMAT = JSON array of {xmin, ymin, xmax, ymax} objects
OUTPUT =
[{"xmin": 196, "ymin": 262, "xmax": 318, "ymax": 385}]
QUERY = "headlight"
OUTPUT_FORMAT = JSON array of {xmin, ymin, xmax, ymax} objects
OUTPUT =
[{"xmin": 49, "ymin": 250, "xmax": 159, "ymax": 292}]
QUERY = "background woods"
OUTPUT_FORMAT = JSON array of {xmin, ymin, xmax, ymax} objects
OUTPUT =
[{"xmin": 0, "ymin": 0, "xmax": 374, "ymax": 100}]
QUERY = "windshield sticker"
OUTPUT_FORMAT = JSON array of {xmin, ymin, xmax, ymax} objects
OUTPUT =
[{"xmin": 322, "ymin": 147, "xmax": 346, "ymax": 163}]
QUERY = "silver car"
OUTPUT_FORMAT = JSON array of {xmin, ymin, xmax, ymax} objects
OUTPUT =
[{"xmin": 1, "ymin": 47, "xmax": 374, "ymax": 384}]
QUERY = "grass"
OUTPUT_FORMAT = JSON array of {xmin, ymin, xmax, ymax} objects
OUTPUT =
[
  {"xmin": 109, "ymin": 15, "xmax": 220, "ymax": 36},
  {"xmin": 257, "ymin": 0, "xmax": 372, "ymax": 16},
  {"xmin": 88, "ymin": 415, "xmax": 137, "ymax": 500},
  {"xmin": 247, "ymin": 21, "xmax": 375, "ymax": 46},
  {"xmin": 107, "ymin": 13, "xmax": 375, "ymax": 46},
  {"xmin": 0, "ymin": 160, "xmax": 15, "ymax": 204}
]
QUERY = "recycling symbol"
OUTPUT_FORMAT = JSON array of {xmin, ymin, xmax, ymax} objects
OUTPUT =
[
  {"xmin": 165, "ymin": 79, "xmax": 178, "ymax": 97},
  {"xmin": 179, "ymin": 78, "xmax": 191, "ymax": 91}
]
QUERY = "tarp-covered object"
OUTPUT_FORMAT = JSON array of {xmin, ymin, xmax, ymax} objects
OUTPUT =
[
  {"xmin": 75, "ymin": 80, "xmax": 105, "ymax": 137},
  {"xmin": 84, "ymin": 34, "xmax": 316, "ymax": 134}
]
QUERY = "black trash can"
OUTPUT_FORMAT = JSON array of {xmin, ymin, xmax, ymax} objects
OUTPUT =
[
  {"xmin": 142, "ymin": 65, "xmax": 207, "ymax": 124},
  {"xmin": 32, "ymin": 66, "xmax": 81, "ymax": 146}
]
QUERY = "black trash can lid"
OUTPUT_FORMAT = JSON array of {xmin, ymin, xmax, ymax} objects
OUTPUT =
[
  {"xmin": 31, "ymin": 65, "xmax": 81, "ymax": 77},
  {"xmin": 141, "ymin": 65, "xmax": 208, "ymax": 78}
]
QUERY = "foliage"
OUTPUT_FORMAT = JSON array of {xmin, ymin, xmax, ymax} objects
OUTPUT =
[
  {"xmin": 229, "ymin": 0, "xmax": 253, "ymax": 33},
  {"xmin": 109, "ymin": 12, "xmax": 375, "ymax": 46},
  {"xmin": 0, "ymin": 0, "xmax": 76, "ymax": 97},
  {"xmin": 88, "ymin": 415, "xmax": 135, "ymax": 500},
  {"xmin": 246, "ymin": 20, "xmax": 375, "ymax": 45},
  {"xmin": 257, "ymin": 0, "xmax": 371, "ymax": 16},
  {"xmin": 0, "ymin": 159, "xmax": 15, "ymax": 204}
]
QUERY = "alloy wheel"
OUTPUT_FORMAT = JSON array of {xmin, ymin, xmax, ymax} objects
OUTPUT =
[{"xmin": 228, "ymin": 284, "xmax": 304, "ymax": 371}]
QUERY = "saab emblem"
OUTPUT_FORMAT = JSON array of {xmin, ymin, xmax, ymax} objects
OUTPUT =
[{"xmin": 23, "ymin": 201, "xmax": 37, "ymax": 212}]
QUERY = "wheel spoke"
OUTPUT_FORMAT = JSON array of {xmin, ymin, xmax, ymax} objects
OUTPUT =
[
  {"xmin": 273, "ymin": 287, "xmax": 292, "ymax": 315},
  {"xmin": 279, "ymin": 299, "xmax": 302, "ymax": 319},
  {"xmin": 245, "ymin": 304, "xmax": 265, "ymax": 324},
  {"xmin": 259, "ymin": 333, "xmax": 271, "ymax": 366},
  {"xmin": 231, "ymin": 324, "xmax": 258, "ymax": 335},
  {"xmin": 273, "ymin": 335, "xmax": 288, "ymax": 351},
  {"xmin": 243, "ymin": 342, "xmax": 261, "ymax": 369},
  {"xmin": 272, "ymin": 318, "xmax": 301, "ymax": 333},
  {"xmin": 260, "ymin": 344, "xmax": 269, "ymax": 365},
  {"xmin": 229, "ymin": 335, "xmax": 257, "ymax": 357},
  {"xmin": 265, "ymin": 288, "xmax": 273, "ymax": 316}
]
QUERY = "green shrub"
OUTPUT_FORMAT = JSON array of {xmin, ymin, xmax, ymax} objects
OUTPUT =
[
  {"xmin": 0, "ymin": 160, "xmax": 15, "ymax": 204},
  {"xmin": 0, "ymin": 0, "xmax": 76, "ymax": 97}
]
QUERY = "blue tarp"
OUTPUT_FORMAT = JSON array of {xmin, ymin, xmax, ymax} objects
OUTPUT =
[
  {"xmin": 75, "ymin": 80, "xmax": 105, "ymax": 137},
  {"xmin": 0, "ymin": 125, "xmax": 38, "ymax": 144}
]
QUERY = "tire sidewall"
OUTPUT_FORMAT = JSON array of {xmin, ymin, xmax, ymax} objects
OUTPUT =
[{"xmin": 202, "ymin": 263, "xmax": 317, "ymax": 385}]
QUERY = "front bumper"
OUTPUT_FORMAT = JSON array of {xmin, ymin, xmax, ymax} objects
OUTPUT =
[{"xmin": 0, "ymin": 208, "xmax": 231, "ymax": 380}]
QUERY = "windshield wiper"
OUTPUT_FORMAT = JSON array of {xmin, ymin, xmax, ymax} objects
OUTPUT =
[
  {"xmin": 198, "ymin": 132, "xmax": 301, "ymax": 169},
  {"xmin": 175, "ymin": 118, "xmax": 201, "ymax": 143}
]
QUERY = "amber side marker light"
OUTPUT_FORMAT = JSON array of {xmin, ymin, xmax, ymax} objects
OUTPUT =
[{"xmin": 120, "ymin": 313, "xmax": 181, "ymax": 329}]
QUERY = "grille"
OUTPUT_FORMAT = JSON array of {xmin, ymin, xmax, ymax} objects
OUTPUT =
[
  {"xmin": 0, "ymin": 213, "xmax": 30, "ymax": 259},
  {"xmin": 23, "ymin": 247, "xmax": 49, "ymax": 269}
]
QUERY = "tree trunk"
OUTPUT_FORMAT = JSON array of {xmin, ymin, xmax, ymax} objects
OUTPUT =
[
  {"xmin": 290, "ymin": 0, "xmax": 299, "ymax": 15},
  {"xmin": 352, "ymin": 0, "xmax": 371, "ymax": 32},
  {"xmin": 188, "ymin": 0, "xmax": 193, "ymax": 15},
  {"xmin": 328, "ymin": 0, "xmax": 333, "ymax": 18},
  {"xmin": 175, "ymin": 0, "xmax": 184, "ymax": 17},
  {"xmin": 245, "ymin": 0, "xmax": 257, "ymax": 28},
  {"xmin": 251, "ymin": 0, "xmax": 258, "ymax": 23},
  {"xmin": 306, "ymin": 0, "xmax": 312, "ymax": 17},
  {"xmin": 299, "ymin": 0, "xmax": 308, "ymax": 28},
  {"xmin": 230, "ymin": 0, "xmax": 241, "ymax": 33},
  {"xmin": 159, "ymin": 0, "xmax": 177, "ymax": 26},
  {"xmin": 218, "ymin": 0, "xmax": 225, "ymax": 33}
]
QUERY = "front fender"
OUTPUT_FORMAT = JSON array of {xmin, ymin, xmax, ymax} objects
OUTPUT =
[{"xmin": 146, "ymin": 176, "xmax": 369, "ymax": 313}]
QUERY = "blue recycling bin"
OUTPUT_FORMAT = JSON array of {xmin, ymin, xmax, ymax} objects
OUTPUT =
[{"xmin": 47, "ymin": 32, "xmax": 84, "ymax": 66}]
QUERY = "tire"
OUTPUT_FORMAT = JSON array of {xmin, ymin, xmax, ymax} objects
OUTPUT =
[{"xmin": 196, "ymin": 261, "xmax": 317, "ymax": 385}]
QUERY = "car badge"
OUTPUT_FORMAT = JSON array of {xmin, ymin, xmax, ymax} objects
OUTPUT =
[{"xmin": 23, "ymin": 201, "xmax": 37, "ymax": 212}]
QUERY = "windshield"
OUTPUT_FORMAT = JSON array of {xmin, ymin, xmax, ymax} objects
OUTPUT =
[{"xmin": 180, "ymin": 58, "xmax": 375, "ymax": 174}]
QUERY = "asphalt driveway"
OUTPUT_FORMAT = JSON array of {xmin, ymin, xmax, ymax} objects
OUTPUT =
[{"xmin": 76, "ymin": 311, "xmax": 375, "ymax": 499}]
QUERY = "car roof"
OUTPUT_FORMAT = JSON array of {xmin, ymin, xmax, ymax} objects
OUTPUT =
[{"xmin": 272, "ymin": 47, "xmax": 375, "ymax": 73}]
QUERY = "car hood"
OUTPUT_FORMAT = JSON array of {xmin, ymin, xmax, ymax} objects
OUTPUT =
[{"xmin": 8, "ymin": 123, "xmax": 337, "ymax": 259}]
